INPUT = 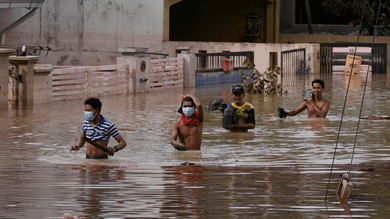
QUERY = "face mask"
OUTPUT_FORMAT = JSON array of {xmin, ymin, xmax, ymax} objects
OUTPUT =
[
  {"xmin": 182, "ymin": 107, "xmax": 195, "ymax": 117},
  {"xmin": 85, "ymin": 111, "xmax": 95, "ymax": 121}
]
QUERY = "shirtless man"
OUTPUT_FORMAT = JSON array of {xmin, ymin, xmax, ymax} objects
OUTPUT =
[
  {"xmin": 171, "ymin": 94, "xmax": 204, "ymax": 150},
  {"xmin": 70, "ymin": 97, "xmax": 127, "ymax": 159},
  {"xmin": 285, "ymin": 79, "xmax": 330, "ymax": 118},
  {"xmin": 229, "ymin": 85, "xmax": 255, "ymax": 132}
]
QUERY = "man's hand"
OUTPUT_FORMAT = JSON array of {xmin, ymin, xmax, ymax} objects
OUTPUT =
[
  {"xmin": 173, "ymin": 144, "xmax": 189, "ymax": 151},
  {"xmin": 108, "ymin": 147, "xmax": 116, "ymax": 156},
  {"xmin": 277, "ymin": 107, "xmax": 288, "ymax": 119},
  {"xmin": 70, "ymin": 145, "xmax": 80, "ymax": 152},
  {"xmin": 305, "ymin": 97, "xmax": 315, "ymax": 105}
]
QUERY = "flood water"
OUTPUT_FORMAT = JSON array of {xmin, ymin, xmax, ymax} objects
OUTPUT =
[{"xmin": 1, "ymin": 73, "xmax": 390, "ymax": 218}]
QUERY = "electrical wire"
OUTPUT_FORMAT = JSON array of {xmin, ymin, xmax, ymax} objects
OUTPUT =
[
  {"xmin": 349, "ymin": 0, "xmax": 382, "ymax": 176},
  {"xmin": 324, "ymin": 0, "xmax": 368, "ymax": 204}
]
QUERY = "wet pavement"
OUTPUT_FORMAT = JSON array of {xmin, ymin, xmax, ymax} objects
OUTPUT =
[{"xmin": 1, "ymin": 74, "xmax": 390, "ymax": 218}]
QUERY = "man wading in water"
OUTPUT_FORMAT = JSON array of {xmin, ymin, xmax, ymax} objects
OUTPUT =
[
  {"xmin": 229, "ymin": 85, "xmax": 255, "ymax": 132},
  {"xmin": 279, "ymin": 79, "xmax": 330, "ymax": 118},
  {"xmin": 171, "ymin": 94, "xmax": 204, "ymax": 150},
  {"xmin": 70, "ymin": 97, "xmax": 127, "ymax": 159}
]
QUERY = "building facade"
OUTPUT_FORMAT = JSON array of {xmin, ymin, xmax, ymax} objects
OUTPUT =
[{"xmin": 0, "ymin": 0, "xmax": 280, "ymax": 66}]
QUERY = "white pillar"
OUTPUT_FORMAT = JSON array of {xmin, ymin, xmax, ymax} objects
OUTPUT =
[
  {"xmin": 117, "ymin": 47, "xmax": 150, "ymax": 93},
  {"xmin": 177, "ymin": 46, "xmax": 195, "ymax": 88},
  {"xmin": 9, "ymin": 55, "xmax": 40, "ymax": 108},
  {"xmin": 34, "ymin": 64, "xmax": 53, "ymax": 103},
  {"xmin": 179, "ymin": 53, "xmax": 196, "ymax": 88},
  {"xmin": 0, "ymin": 49, "xmax": 15, "ymax": 109}
]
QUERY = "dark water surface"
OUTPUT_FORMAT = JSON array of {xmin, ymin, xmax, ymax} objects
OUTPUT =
[{"xmin": 1, "ymin": 74, "xmax": 390, "ymax": 218}]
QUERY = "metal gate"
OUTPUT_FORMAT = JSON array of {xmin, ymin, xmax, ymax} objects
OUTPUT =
[
  {"xmin": 320, "ymin": 42, "xmax": 387, "ymax": 74},
  {"xmin": 281, "ymin": 48, "xmax": 306, "ymax": 76},
  {"xmin": 281, "ymin": 48, "xmax": 306, "ymax": 93}
]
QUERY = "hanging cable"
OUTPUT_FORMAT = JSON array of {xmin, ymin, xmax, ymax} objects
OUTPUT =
[
  {"xmin": 349, "ymin": 0, "xmax": 382, "ymax": 176},
  {"xmin": 324, "ymin": 0, "xmax": 368, "ymax": 203}
]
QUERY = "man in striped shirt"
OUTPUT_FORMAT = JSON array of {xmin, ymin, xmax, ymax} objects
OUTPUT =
[{"xmin": 70, "ymin": 97, "xmax": 127, "ymax": 159}]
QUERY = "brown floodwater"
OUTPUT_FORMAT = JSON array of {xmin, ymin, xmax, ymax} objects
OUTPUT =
[{"xmin": 1, "ymin": 74, "xmax": 390, "ymax": 218}]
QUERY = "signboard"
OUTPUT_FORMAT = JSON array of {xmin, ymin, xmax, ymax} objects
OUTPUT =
[{"xmin": 344, "ymin": 55, "xmax": 362, "ymax": 75}]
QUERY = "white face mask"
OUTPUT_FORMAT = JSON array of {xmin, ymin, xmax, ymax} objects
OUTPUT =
[
  {"xmin": 182, "ymin": 107, "xmax": 195, "ymax": 117},
  {"xmin": 85, "ymin": 111, "xmax": 95, "ymax": 121}
]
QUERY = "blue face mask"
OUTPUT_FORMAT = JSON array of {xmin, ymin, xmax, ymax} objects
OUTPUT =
[
  {"xmin": 182, "ymin": 107, "xmax": 195, "ymax": 117},
  {"xmin": 85, "ymin": 111, "xmax": 95, "ymax": 121}
]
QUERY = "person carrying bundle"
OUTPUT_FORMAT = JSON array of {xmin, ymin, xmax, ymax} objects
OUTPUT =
[
  {"xmin": 277, "ymin": 79, "xmax": 330, "ymax": 118},
  {"xmin": 209, "ymin": 85, "xmax": 255, "ymax": 132}
]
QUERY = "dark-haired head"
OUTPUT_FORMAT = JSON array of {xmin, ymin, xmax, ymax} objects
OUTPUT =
[
  {"xmin": 178, "ymin": 96, "xmax": 195, "ymax": 114},
  {"xmin": 84, "ymin": 97, "xmax": 102, "ymax": 114},
  {"xmin": 312, "ymin": 79, "xmax": 325, "ymax": 89}
]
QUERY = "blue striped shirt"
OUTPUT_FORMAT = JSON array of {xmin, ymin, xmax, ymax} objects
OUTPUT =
[{"xmin": 82, "ymin": 115, "xmax": 120, "ymax": 141}]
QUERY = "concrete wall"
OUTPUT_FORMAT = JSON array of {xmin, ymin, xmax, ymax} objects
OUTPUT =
[
  {"xmin": 162, "ymin": 41, "xmax": 320, "ymax": 75},
  {"xmin": 0, "ymin": 0, "xmax": 164, "ymax": 66}
]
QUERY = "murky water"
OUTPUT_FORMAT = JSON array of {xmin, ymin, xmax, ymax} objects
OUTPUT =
[{"xmin": 1, "ymin": 74, "xmax": 390, "ymax": 218}]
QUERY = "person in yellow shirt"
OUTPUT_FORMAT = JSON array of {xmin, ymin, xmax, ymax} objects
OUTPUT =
[{"xmin": 229, "ymin": 85, "xmax": 255, "ymax": 132}]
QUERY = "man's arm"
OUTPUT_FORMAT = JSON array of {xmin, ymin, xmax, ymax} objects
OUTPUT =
[
  {"xmin": 306, "ymin": 98, "xmax": 330, "ymax": 118},
  {"xmin": 107, "ymin": 135, "xmax": 127, "ymax": 155},
  {"xmin": 246, "ymin": 108, "xmax": 255, "ymax": 129},
  {"xmin": 188, "ymin": 94, "xmax": 203, "ymax": 123},
  {"xmin": 171, "ymin": 121, "xmax": 184, "ymax": 147},
  {"xmin": 230, "ymin": 108, "xmax": 255, "ymax": 130},
  {"xmin": 171, "ymin": 121, "xmax": 188, "ymax": 150},
  {"xmin": 113, "ymin": 135, "xmax": 127, "ymax": 150},
  {"xmin": 287, "ymin": 102, "xmax": 307, "ymax": 117},
  {"xmin": 70, "ymin": 132, "xmax": 86, "ymax": 152}
]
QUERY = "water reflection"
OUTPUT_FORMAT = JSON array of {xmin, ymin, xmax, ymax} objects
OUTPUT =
[
  {"xmin": 72, "ymin": 164, "xmax": 126, "ymax": 218},
  {"xmin": 161, "ymin": 163, "xmax": 204, "ymax": 217},
  {"xmin": 344, "ymin": 73, "xmax": 362, "ymax": 90},
  {"xmin": 160, "ymin": 164, "xmax": 379, "ymax": 218}
]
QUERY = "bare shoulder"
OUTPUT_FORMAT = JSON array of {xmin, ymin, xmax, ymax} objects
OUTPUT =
[
  {"xmin": 173, "ymin": 119, "xmax": 182, "ymax": 128},
  {"xmin": 323, "ymin": 98, "xmax": 331, "ymax": 104}
]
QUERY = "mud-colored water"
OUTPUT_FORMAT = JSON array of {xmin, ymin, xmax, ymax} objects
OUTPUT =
[{"xmin": 1, "ymin": 74, "xmax": 390, "ymax": 218}]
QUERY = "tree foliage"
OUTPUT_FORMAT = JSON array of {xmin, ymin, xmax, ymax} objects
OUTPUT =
[
  {"xmin": 322, "ymin": 0, "xmax": 390, "ymax": 35},
  {"xmin": 241, "ymin": 58, "xmax": 283, "ymax": 94}
]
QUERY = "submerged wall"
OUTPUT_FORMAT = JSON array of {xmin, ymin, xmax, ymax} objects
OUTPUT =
[
  {"xmin": 0, "ymin": 0, "xmax": 164, "ymax": 66},
  {"xmin": 196, "ymin": 70, "xmax": 252, "ymax": 87}
]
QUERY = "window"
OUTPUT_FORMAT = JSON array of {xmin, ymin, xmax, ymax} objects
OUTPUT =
[
  {"xmin": 295, "ymin": 0, "xmax": 354, "ymax": 25},
  {"xmin": 246, "ymin": 13, "xmax": 260, "ymax": 36}
]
